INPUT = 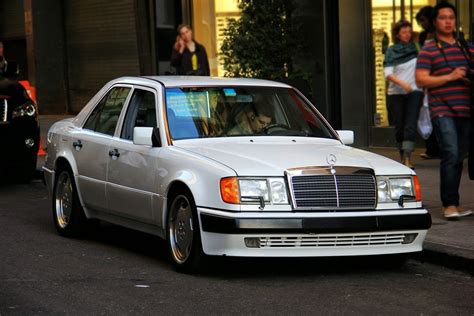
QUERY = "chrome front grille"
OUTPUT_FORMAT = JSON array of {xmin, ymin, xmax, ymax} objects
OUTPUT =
[
  {"xmin": 288, "ymin": 169, "xmax": 377, "ymax": 210},
  {"xmin": 0, "ymin": 99, "xmax": 7, "ymax": 122},
  {"xmin": 259, "ymin": 233, "xmax": 414, "ymax": 248}
]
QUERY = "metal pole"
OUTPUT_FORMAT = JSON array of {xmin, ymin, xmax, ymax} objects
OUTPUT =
[
  {"xmin": 410, "ymin": 0, "xmax": 413, "ymax": 24},
  {"xmin": 393, "ymin": 0, "xmax": 396, "ymax": 24},
  {"xmin": 456, "ymin": 0, "xmax": 460, "ymax": 39},
  {"xmin": 401, "ymin": 0, "xmax": 405, "ymax": 21},
  {"xmin": 471, "ymin": 0, "xmax": 473, "ymax": 40}
]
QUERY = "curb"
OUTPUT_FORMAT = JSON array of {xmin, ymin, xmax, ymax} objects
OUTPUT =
[{"xmin": 414, "ymin": 242, "xmax": 474, "ymax": 275}]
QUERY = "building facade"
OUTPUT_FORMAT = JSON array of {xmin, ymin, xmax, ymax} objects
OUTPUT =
[{"xmin": 0, "ymin": 0, "xmax": 472, "ymax": 146}]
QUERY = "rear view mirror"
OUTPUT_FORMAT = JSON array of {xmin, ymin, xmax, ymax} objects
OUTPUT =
[{"xmin": 336, "ymin": 130, "xmax": 354, "ymax": 145}]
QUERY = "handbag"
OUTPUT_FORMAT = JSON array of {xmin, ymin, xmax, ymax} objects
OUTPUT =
[{"xmin": 417, "ymin": 102, "xmax": 432, "ymax": 140}]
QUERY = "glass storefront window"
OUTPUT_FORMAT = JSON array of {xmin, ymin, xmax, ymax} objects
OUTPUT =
[
  {"xmin": 191, "ymin": 0, "xmax": 240, "ymax": 77},
  {"xmin": 457, "ymin": 0, "xmax": 471, "ymax": 40},
  {"xmin": 371, "ymin": 0, "xmax": 436, "ymax": 127}
]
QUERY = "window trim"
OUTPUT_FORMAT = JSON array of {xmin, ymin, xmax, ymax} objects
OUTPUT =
[
  {"xmin": 118, "ymin": 85, "xmax": 159, "ymax": 142},
  {"xmin": 82, "ymin": 84, "xmax": 134, "ymax": 137}
]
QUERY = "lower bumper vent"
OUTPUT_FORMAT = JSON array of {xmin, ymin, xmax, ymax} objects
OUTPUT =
[{"xmin": 245, "ymin": 233, "xmax": 418, "ymax": 249}]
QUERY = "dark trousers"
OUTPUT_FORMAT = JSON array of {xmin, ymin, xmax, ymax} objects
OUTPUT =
[
  {"xmin": 424, "ymin": 132, "xmax": 439, "ymax": 157},
  {"xmin": 432, "ymin": 116, "xmax": 471, "ymax": 207},
  {"xmin": 387, "ymin": 91, "xmax": 423, "ymax": 152}
]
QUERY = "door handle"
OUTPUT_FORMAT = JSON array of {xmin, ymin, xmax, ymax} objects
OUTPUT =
[
  {"xmin": 108, "ymin": 148, "xmax": 120, "ymax": 160},
  {"xmin": 73, "ymin": 140, "xmax": 83, "ymax": 151}
]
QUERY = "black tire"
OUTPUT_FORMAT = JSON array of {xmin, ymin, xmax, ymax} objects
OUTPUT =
[
  {"xmin": 52, "ymin": 166, "xmax": 87, "ymax": 237},
  {"xmin": 166, "ymin": 192, "xmax": 206, "ymax": 273}
]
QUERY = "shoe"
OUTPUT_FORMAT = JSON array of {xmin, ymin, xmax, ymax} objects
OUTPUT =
[
  {"xmin": 443, "ymin": 205, "xmax": 460, "ymax": 220},
  {"xmin": 443, "ymin": 206, "xmax": 473, "ymax": 220},
  {"xmin": 419, "ymin": 153, "xmax": 438, "ymax": 159},
  {"xmin": 457, "ymin": 207, "xmax": 473, "ymax": 217}
]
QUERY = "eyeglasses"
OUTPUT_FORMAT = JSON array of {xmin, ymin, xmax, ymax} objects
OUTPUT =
[{"xmin": 437, "ymin": 15, "xmax": 455, "ymax": 21}]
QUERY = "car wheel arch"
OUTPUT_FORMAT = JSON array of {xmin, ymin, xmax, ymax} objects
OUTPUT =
[
  {"xmin": 53, "ymin": 156, "xmax": 91, "ymax": 218},
  {"xmin": 164, "ymin": 181, "xmax": 196, "ymax": 227}
]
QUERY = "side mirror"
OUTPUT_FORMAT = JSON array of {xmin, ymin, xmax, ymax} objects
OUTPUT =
[
  {"xmin": 336, "ymin": 130, "xmax": 354, "ymax": 145},
  {"xmin": 133, "ymin": 127, "xmax": 153, "ymax": 146}
]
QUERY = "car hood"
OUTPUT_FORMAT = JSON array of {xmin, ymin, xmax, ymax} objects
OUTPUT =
[{"xmin": 173, "ymin": 137, "xmax": 413, "ymax": 176}]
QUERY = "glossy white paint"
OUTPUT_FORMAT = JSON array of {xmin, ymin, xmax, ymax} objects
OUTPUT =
[
  {"xmin": 336, "ymin": 130, "xmax": 354, "ymax": 145},
  {"xmin": 200, "ymin": 229, "xmax": 427, "ymax": 257},
  {"xmin": 43, "ymin": 76, "xmax": 429, "ymax": 258},
  {"xmin": 133, "ymin": 127, "xmax": 154, "ymax": 146},
  {"xmin": 172, "ymin": 137, "xmax": 414, "ymax": 176}
]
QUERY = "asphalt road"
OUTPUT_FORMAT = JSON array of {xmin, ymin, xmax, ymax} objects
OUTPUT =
[{"xmin": 0, "ymin": 179, "xmax": 473, "ymax": 315}]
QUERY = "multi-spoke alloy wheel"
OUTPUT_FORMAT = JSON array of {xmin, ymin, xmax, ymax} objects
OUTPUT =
[
  {"xmin": 55, "ymin": 171, "xmax": 73, "ymax": 229},
  {"xmin": 52, "ymin": 167, "xmax": 87, "ymax": 237},
  {"xmin": 167, "ymin": 192, "xmax": 205, "ymax": 273}
]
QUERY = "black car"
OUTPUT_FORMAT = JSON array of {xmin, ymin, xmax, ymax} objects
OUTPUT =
[{"xmin": 0, "ymin": 63, "xmax": 39, "ymax": 182}]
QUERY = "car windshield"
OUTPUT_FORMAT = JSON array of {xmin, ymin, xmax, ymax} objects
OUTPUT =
[{"xmin": 165, "ymin": 86, "xmax": 336, "ymax": 140}]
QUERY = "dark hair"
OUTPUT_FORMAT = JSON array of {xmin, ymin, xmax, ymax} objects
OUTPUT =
[
  {"xmin": 416, "ymin": 6, "xmax": 433, "ymax": 21},
  {"xmin": 391, "ymin": 20, "xmax": 413, "ymax": 43},
  {"xmin": 431, "ymin": 2, "xmax": 457, "ymax": 21},
  {"xmin": 177, "ymin": 24, "xmax": 192, "ymax": 34}
]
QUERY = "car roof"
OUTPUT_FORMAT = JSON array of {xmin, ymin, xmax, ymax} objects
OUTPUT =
[{"xmin": 137, "ymin": 76, "xmax": 292, "ymax": 88}]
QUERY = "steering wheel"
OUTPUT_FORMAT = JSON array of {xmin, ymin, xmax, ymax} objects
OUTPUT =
[{"xmin": 261, "ymin": 123, "xmax": 290, "ymax": 134}]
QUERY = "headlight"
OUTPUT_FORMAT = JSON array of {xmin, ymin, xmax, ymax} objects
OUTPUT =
[
  {"xmin": 269, "ymin": 178, "xmax": 288, "ymax": 204},
  {"xmin": 12, "ymin": 102, "xmax": 36, "ymax": 118},
  {"xmin": 239, "ymin": 179, "xmax": 269, "ymax": 202},
  {"xmin": 220, "ymin": 177, "xmax": 289, "ymax": 206},
  {"xmin": 377, "ymin": 176, "xmax": 421, "ymax": 203}
]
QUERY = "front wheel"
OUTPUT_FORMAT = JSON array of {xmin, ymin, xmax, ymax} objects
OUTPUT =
[
  {"xmin": 52, "ymin": 167, "xmax": 87, "ymax": 237},
  {"xmin": 166, "ymin": 193, "xmax": 206, "ymax": 273}
]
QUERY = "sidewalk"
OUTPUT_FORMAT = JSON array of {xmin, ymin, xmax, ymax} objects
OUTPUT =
[
  {"xmin": 37, "ymin": 115, "xmax": 474, "ymax": 273},
  {"xmin": 367, "ymin": 147, "xmax": 474, "ymax": 273}
]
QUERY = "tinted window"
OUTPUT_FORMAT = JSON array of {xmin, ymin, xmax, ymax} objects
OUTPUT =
[
  {"xmin": 84, "ymin": 87, "xmax": 130, "ymax": 136},
  {"xmin": 165, "ymin": 86, "xmax": 335, "ymax": 140},
  {"xmin": 121, "ymin": 89, "xmax": 157, "ymax": 140}
]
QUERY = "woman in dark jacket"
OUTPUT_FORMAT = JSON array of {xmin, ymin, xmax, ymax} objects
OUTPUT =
[{"xmin": 171, "ymin": 24, "xmax": 210, "ymax": 76}]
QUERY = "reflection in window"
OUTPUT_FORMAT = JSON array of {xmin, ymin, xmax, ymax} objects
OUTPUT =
[
  {"xmin": 84, "ymin": 87, "xmax": 130, "ymax": 136},
  {"xmin": 165, "ymin": 86, "xmax": 335, "ymax": 140},
  {"xmin": 121, "ymin": 89, "xmax": 157, "ymax": 140}
]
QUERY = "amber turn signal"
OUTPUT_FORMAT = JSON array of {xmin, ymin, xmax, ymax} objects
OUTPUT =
[
  {"xmin": 220, "ymin": 177, "xmax": 240, "ymax": 204},
  {"xmin": 413, "ymin": 175, "xmax": 422, "ymax": 201}
]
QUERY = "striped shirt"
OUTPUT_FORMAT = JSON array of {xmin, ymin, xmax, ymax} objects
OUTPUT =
[{"xmin": 416, "ymin": 40, "xmax": 474, "ymax": 118}]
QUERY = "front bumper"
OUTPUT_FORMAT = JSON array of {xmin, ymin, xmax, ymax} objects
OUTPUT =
[
  {"xmin": 0, "ymin": 118, "xmax": 39, "ymax": 165},
  {"xmin": 198, "ymin": 207, "xmax": 431, "ymax": 257},
  {"xmin": 42, "ymin": 166, "xmax": 55, "ymax": 198}
]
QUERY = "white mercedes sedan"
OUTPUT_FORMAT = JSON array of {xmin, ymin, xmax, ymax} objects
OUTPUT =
[{"xmin": 43, "ymin": 76, "xmax": 431, "ymax": 273}]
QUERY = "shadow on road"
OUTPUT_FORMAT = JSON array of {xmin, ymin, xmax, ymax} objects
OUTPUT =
[{"xmin": 75, "ymin": 221, "xmax": 413, "ymax": 278}]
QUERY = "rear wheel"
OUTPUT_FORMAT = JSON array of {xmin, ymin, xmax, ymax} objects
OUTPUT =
[
  {"xmin": 166, "ymin": 192, "xmax": 206, "ymax": 273},
  {"xmin": 52, "ymin": 167, "xmax": 87, "ymax": 237}
]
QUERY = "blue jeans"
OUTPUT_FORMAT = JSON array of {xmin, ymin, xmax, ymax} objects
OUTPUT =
[{"xmin": 432, "ymin": 116, "xmax": 471, "ymax": 207}]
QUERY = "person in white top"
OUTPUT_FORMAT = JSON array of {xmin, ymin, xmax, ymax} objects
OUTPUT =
[{"xmin": 384, "ymin": 20, "xmax": 423, "ymax": 169}]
